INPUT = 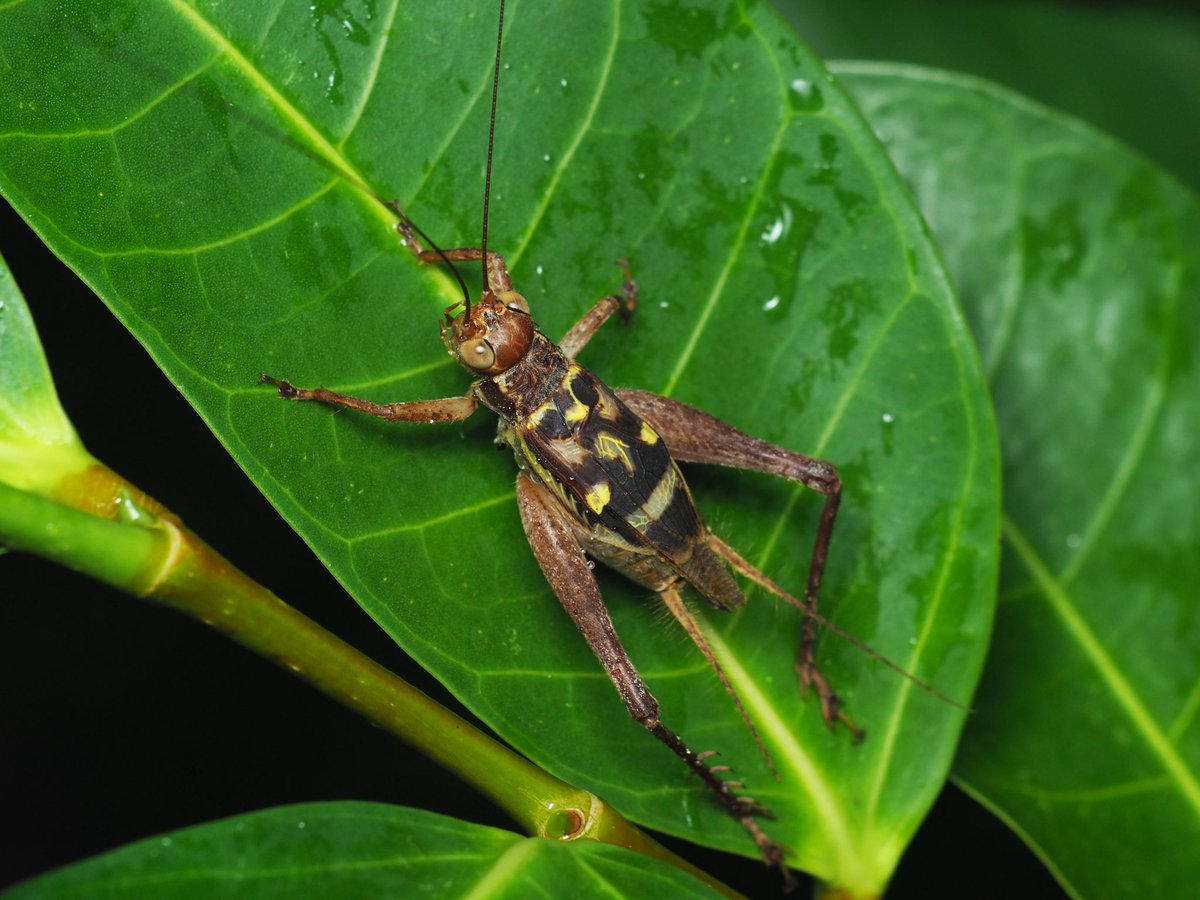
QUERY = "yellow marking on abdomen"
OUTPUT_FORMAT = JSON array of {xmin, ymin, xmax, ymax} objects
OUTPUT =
[
  {"xmin": 626, "ymin": 509, "xmax": 651, "ymax": 529},
  {"xmin": 562, "ymin": 399, "xmax": 588, "ymax": 425},
  {"xmin": 640, "ymin": 466, "xmax": 680, "ymax": 528},
  {"xmin": 594, "ymin": 432, "xmax": 634, "ymax": 472},
  {"xmin": 585, "ymin": 482, "xmax": 611, "ymax": 515}
]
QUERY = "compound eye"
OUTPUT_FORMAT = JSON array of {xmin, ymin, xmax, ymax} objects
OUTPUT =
[
  {"xmin": 459, "ymin": 337, "xmax": 496, "ymax": 370},
  {"xmin": 497, "ymin": 291, "xmax": 530, "ymax": 314}
]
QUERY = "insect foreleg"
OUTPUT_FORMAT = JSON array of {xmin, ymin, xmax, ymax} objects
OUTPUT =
[
  {"xmin": 514, "ymin": 473, "xmax": 792, "ymax": 883},
  {"xmin": 558, "ymin": 259, "xmax": 638, "ymax": 359},
  {"xmin": 614, "ymin": 389, "xmax": 851, "ymax": 735},
  {"xmin": 258, "ymin": 374, "xmax": 478, "ymax": 424},
  {"xmin": 385, "ymin": 200, "xmax": 514, "ymax": 294}
]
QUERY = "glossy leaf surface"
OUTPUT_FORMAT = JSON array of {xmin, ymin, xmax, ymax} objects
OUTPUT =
[
  {"xmin": 839, "ymin": 63, "xmax": 1200, "ymax": 897},
  {"xmin": 0, "ymin": 2, "xmax": 998, "ymax": 889},
  {"xmin": 6, "ymin": 802, "xmax": 720, "ymax": 898}
]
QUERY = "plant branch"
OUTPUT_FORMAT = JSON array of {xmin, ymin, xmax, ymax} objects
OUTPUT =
[{"xmin": 1, "ymin": 463, "xmax": 739, "ymax": 898}]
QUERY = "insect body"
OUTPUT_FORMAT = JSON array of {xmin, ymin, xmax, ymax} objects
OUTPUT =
[
  {"xmin": 486, "ymin": 308, "xmax": 741, "ymax": 615},
  {"xmin": 260, "ymin": 0, "xmax": 875, "ymax": 883},
  {"xmin": 262, "ymin": 237, "xmax": 854, "ymax": 880}
]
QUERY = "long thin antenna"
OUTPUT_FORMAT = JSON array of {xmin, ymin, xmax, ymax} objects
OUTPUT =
[
  {"xmin": 709, "ymin": 534, "xmax": 973, "ymax": 713},
  {"xmin": 480, "ymin": 0, "xmax": 506, "ymax": 294}
]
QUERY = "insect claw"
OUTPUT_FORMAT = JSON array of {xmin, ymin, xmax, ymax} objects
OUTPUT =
[
  {"xmin": 258, "ymin": 373, "xmax": 299, "ymax": 400},
  {"xmin": 739, "ymin": 815, "xmax": 793, "ymax": 890},
  {"xmin": 395, "ymin": 220, "xmax": 417, "ymax": 244},
  {"xmin": 841, "ymin": 711, "xmax": 867, "ymax": 745},
  {"xmin": 796, "ymin": 657, "xmax": 868, "ymax": 741},
  {"xmin": 696, "ymin": 750, "xmax": 721, "ymax": 761},
  {"xmin": 612, "ymin": 257, "xmax": 638, "ymax": 322},
  {"xmin": 742, "ymin": 799, "xmax": 773, "ymax": 817}
]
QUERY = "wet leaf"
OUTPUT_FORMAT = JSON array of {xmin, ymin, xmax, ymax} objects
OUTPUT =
[
  {"xmin": 6, "ymin": 802, "xmax": 721, "ymax": 898},
  {"xmin": 839, "ymin": 63, "xmax": 1200, "ymax": 898},
  {"xmin": 0, "ymin": 2, "xmax": 998, "ymax": 890}
]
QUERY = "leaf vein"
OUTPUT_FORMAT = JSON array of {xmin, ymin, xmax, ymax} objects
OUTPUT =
[
  {"xmin": 348, "ymin": 491, "xmax": 513, "ymax": 541},
  {"xmin": 507, "ymin": 0, "xmax": 622, "ymax": 272},
  {"xmin": 167, "ymin": 0, "xmax": 389, "ymax": 225},
  {"xmin": 1059, "ymin": 260, "xmax": 1180, "ymax": 586},
  {"xmin": 0, "ymin": 55, "xmax": 219, "ymax": 139},
  {"xmin": 1003, "ymin": 515, "xmax": 1200, "ymax": 819},
  {"xmin": 337, "ymin": 0, "xmax": 402, "ymax": 148}
]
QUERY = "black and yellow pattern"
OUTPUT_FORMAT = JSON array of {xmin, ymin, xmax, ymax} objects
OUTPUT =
[{"xmin": 479, "ymin": 330, "xmax": 743, "ymax": 610}]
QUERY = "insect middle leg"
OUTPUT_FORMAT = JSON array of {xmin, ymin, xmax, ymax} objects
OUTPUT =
[
  {"xmin": 614, "ymin": 389, "xmax": 860, "ymax": 738},
  {"xmin": 514, "ymin": 472, "xmax": 791, "ymax": 881},
  {"xmin": 557, "ymin": 259, "xmax": 638, "ymax": 358}
]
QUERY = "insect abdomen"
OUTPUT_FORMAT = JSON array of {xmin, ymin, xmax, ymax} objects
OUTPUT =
[{"xmin": 520, "ymin": 362, "xmax": 705, "ymax": 552}]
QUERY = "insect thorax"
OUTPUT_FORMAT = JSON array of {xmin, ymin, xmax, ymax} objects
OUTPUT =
[{"xmin": 474, "ymin": 330, "xmax": 567, "ymax": 421}]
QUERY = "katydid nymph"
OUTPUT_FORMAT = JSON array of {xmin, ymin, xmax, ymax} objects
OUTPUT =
[{"xmin": 260, "ymin": 0, "xmax": 958, "ymax": 885}]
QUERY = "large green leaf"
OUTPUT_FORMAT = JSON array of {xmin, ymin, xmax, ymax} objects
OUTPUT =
[
  {"xmin": 782, "ymin": 0, "xmax": 1200, "ymax": 195},
  {"xmin": 0, "ymin": 1, "xmax": 998, "ymax": 890},
  {"xmin": 838, "ymin": 63, "xmax": 1200, "ymax": 897},
  {"xmin": 5, "ymin": 802, "xmax": 720, "ymax": 898}
]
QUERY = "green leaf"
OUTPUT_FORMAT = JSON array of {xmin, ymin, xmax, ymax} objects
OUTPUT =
[
  {"xmin": 0, "ymin": 252, "xmax": 169, "ymax": 588},
  {"xmin": 0, "ymin": 250, "xmax": 92, "ymax": 493},
  {"xmin": 4, "ymin": 802, "xmax": 721, "ymax": 898},
  {"xmin": 0, "ymin": 1, "xmax": 998, "ymax": 890},
  {"xmin": 837, "ymin": 63, "xmax": 1200, "ymax": 898},
  {"xmin": 781, "ymin": 0, "xmax": 1200, "ymax": 195}
]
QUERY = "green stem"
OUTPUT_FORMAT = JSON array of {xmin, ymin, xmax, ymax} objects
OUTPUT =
[
  {"xmin": 0, "ymin": 481, "xmax": 167, "ymax": 590},
  {"xmin": 1, "ymin": 464, "xmax": 738, "ymax": 898}
]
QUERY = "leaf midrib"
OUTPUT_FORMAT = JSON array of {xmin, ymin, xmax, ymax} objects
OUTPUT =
[
  {"xmin": 509, "ymin": 0, "xmax": 622, "ymax": 273},
  {"xmin": 1002, "ymin": 515, "xmax": 1200, "ymax": 819},
  {"xmin": 168, "ymin": 0, "xmax": 390, "ymax": 226}
]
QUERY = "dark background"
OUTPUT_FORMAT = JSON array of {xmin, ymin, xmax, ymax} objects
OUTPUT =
[{"xmin": 9, "ymin": 0, "xmax": 1194, "ymax": 894}]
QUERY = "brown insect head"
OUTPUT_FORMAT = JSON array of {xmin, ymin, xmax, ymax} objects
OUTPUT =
[{"xmin": 441, "ymin": 289, "xmax": 533, "ymax": 376}]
